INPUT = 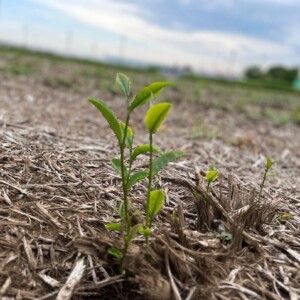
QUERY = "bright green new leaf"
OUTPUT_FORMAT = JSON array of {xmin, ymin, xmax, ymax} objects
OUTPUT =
[
  {"xmin": 119, "ymin": 121, "xmax": 134, "ymax": 148},
  {"xmin": 139, "ymin": 227, "xmax": 151, "ymax": 237},
  {"xmin": 151, "ymin": 150, "xmax": 184, "ymax": 178},
  {"xmin": 129, "ymin": 82, "xmax": 169, "ymax": 111},
  {"xmin": 147, "ymin": 82, "xmax": 169, "ymax": 98},
  {"xmin": 116, "ymin": 73, "xmax": 131, "ymax": 98},
  {"xmin": 206, "ymin": 170, "xmax": 219, "ymax": 184},
  {"xmin": 108, "ymin": 247, "xmax": 123, "ymax": 260},
  {"xmin": 127, "ymin": 170, "xmax": 149, "ymax": 192},
  {"xmin": 145, "ymin": 103, "xmax": 172, "ymax": 133},
  {"xmin": 149, "ymin": 190, "xmax": 164, "ymax": 222},
  {"xmin": 105, "ymin": 223, "xmax": 122, "ymax": 232},
  {"xmin": 130, "ymin": 144, "xmax": 160, "ymax": 163},
  {"xmin": 88, "ymin": 97, "xmax": 122, "ymax": 145},
  {"xmin": 266, "ymin": 157, "xmax": 273, "ymax": 170},
  {"xmin": 111, "ymin": 158, "xmax": 128, "ymax": 177},
  {"xmin": 129, "ymin": 86, "xmax": 152, "ymax": 111},
  {"xmin": 126, "ymin": 223, "xmax": 142, "ymax": 243}
]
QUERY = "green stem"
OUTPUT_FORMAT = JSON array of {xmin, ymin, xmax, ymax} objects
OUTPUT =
[
  {"xmin": 146, "ymin": 133, "xmax": 153, "ymax": 229},
  {"xmin": 144, "ymin": 133, "xmax": 153, "ymax": 250},
  {"xmin": 128, "ymin": 147, "xmax": 133, "ymax": 182},
  {"xmin": 258, "ymin": 168, "xmax": 268, "ymax": 203},
  {"xmin": 120, "ymin": 112, "xmax": 131, "ymax": 230}
]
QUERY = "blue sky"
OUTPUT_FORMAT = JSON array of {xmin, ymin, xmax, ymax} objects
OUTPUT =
[{"xmin": 0, "ymin": 0, "xmax": 299, "ymax": 75}]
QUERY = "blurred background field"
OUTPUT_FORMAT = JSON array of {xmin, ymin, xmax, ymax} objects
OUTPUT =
[{"xmin": 1, "ymin": 44, "xmax": 299, "ymax": 128}]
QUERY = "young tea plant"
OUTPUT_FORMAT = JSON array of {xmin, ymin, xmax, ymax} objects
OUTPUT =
[
  {"xmin": 88, "ymin": 73, "xmax": 183, "ymax": 272},
  {"xmin": 258, "ymin": 157, "xmax": 273, "ymax": 203}
]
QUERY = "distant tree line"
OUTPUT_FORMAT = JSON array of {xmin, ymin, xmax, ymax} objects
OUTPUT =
[{"xmin": 245, "ymin": 65, "xmax": 298, "ymax": 84}]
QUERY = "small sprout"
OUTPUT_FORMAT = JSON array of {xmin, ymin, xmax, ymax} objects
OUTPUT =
[
  {"xmin": 219, "ymin": 232, "xmax": 233, "ymax": 243},
  {"xmin": 266, "ymin": 157, "xmax": 273, "ymax": 170},
  {"xmin": 278, "ymin": 213, "xmax": 290, "ymax": 223},
  {"xmin": 258, "ymin": 157, "xmax": 273, "ymax": 203},
  {"xmin": 205, "ymin": 169, "xmax": 219, "ymax": 192}
]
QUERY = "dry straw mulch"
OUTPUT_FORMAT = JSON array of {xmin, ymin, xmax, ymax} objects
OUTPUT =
[{"xmin": 0, "ymin": 76, "xmax": 300, "ymax": 299}]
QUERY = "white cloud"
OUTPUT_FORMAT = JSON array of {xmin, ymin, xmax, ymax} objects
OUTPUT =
[{"xmin": 7, "ymin": 0, "xmax": 299, "ymax": 75}]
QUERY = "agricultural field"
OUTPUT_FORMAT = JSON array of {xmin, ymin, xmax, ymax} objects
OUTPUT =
[{"xmin": 0, "ymin": 47, "xmax": 300, "ymax": 299}]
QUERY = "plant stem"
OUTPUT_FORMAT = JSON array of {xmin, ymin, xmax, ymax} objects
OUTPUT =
[
  {"xmin": 120, "ymin": 238, "xmax": 129, "ymax": 273},
  {"xmin": 146, "ymin": 133, "xmax": 153, "ymax": 228},
  {"xmin": 120, "ymin": 111, "xmax": 131, "ymax": 230},
  {"xmin": 258, "ymin": 168, "xmax": 268, "ymax": 203},
  {"xmin": 145, "ymin": 133, "xmax": 153, "ymax": 250}
]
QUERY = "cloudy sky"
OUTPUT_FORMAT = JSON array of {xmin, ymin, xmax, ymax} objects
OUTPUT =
[{"xmin": 0, "ymin": 0, "xmax": 299, "ymax": 75}]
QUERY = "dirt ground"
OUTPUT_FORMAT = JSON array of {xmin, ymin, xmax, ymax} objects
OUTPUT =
[{"xmin": 0, "ymin": 51, "xmax": 300, "ymax": 299}]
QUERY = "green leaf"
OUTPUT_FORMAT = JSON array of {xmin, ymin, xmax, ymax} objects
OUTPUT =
[
  {"xmin": 129, "ymin": 86, "xmax": 152, "ymax": 111},
  {"xmin": 219, "ymin": 232, "xmax": 233, "ymax": 242},
  {"xmin": 111, "ymin": 158, "xmax": 128, "ymax": 177},
  {"xmin": 205, "ymin": 170, "xmax": 219, "ymax": 184},
  {"xmin": 116, "ymin": 73, "xmax": 131, "ymax": 98},
  {"xmin": 129, "ymin": 82, "xmax": 169, "ymax": 111},
  {"xmin": 108, "ymin": 247, "xmax": 123, "ymax": 260},
  {"xmin": 130, "ymin": 144, "xmax": 160, "ymax": 163},
  {"xmin": 149, "ymin": 190, "xmax": 164, "ymax": 222},
  {"xmin": 88, "ymin": 97, "xmax": 122, "ymax": 145},
  {"xmin": 266, "ymin": 158, "xmax": 273, "ymax": 170},
  {"xmin": 126, "ymin": 224, "xmax": 142, "ymax": 243},
  {"xmin": 151, "ymin": 150, "xmax": 184, "ymax": 178},
  {"xmin": 105, "ymin": 223, "xmax": 122, "ymax": 232},
  {"xmin": 127, "ymin": 170, "xmax": 149, "ymax": 192},
  {"xmin": 147, "ymin": 82, "xmax": 169, "ymax": 98},
  {"xmin": 119, "ymin": 199, "xmax": 131, "ymax": 221},
  {"xmin": 139, "ymin": 227, "xmax": 151, "ymax": 237},
  {"xmin": 119, "ymin": 121, "xmax": 134, "ymax": 148},
  {"xmin": 145, "ymin": 103, "xmax": 172, "ymax": 133}
]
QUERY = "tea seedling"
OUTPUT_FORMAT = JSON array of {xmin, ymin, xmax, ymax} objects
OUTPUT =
[
  {"xmin": 88, "ymin": 73, "xmax": 184, "ymax": 272},
  {"xmin": 258, "ymin": 157, "xmax": 273, "ymax": 203},
  {"xmin": 205, "ymin": 165, "xmax": 219, "ymax": 193}
]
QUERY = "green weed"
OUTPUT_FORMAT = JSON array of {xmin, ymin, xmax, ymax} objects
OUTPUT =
[{"xmin": 258, "ymin": 158, "xmax": 273, "ymax": 203}]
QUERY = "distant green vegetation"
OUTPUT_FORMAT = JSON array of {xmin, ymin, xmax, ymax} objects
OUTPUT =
[{"xmin": 244, "ymin": 65, "xmax": 299, "ymax": 92}]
